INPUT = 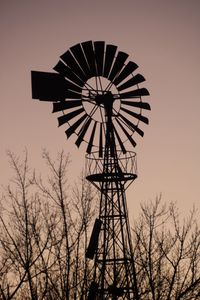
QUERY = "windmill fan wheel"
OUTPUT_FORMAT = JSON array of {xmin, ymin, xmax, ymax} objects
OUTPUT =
[{"xmin": 51, "ymin": 40, "xmax": 151, "ymax": 155}]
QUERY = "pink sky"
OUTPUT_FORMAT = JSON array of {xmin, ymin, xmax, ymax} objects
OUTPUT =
[{"xmin": 1, "ymin": 0, "xmax": 200, "ymax": 217}]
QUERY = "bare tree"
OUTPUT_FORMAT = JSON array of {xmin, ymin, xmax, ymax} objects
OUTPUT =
[
  {"xmin": 0, "ymin": 151, "xmax": 199, "ymax": 299},
  {"xmin": 132, "ymin": 196, "xmax": 200, "ymax": 300},
  {"xmin": 33, "ymin": 150, "xmax": 97, "ymax": 300},
  {"xmin": 0, "ymin": 150, "xmax": 96, "ymax": 299},
  {"xmin": 0, "ymin": 150, "xmax": 52, "ymax": 300}
]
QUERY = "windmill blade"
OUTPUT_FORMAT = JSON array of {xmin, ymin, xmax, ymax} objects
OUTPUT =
[
  {"xmin": 70, "ymin": 43, "xmax": 91, "ymax": 77},
  {"xmin": 65, "ymin": 113, "xmax": 88, "ymax": 138},
  {"xmin": 53, "ymin": 60, "xmax": 84, "ymax": 87},
  {"xmin": 99, "ymin": 123, "xmax": 103, "ymax": 157},
  {"xmin": 113, "ymin": 61, "xmax": 138, "ymax": 86},
  {"xmin": 86, "ymin": 121, "xmax": 97, "ymax": 154},
  {"xmin": 117, "ymin": 74, "xmax": 146, "ymax": 91},
  {"xmin": 108, "ymin": 51, "xmax": 129, "ymax": 82},
  {"xmin": 119, "ymin": 88, "xmax": 150, "ymax": 99},
  {"xmin": 121, "ymin": 107, "xmax": 149, "ymax": 124},
  {"xmin": 118, "ymin": 113, "xmax": 144, "ymax": 137},
  {"xmin": 53, "ymin": 100, "xmax": 82, "ymax": 112},
  {"xmin": 94, "ymin": 41, "xmax": 105, "ymax": 76},
  {"xmin": 103, "ymin": 44, "xmax": 117, "ymax": 77},
  {"xmin": 57, "ymin": 108, "xmax": 85, "ymax": 126},
  {"xmin": 31, "ymin": 71, "xmax": 68, "ymax": 102},
  {"xmin": 65, "ymin": 90, "xmax": 82, "ymax": 99},
  {"xmin": 81, "ymin": 40, "xmax": 97, "ymax": 77},
  {"xmin": 75, "ymin": 117, "xmax": 92, "ymax": 147},
  {"xmin": 115, "ymin": 118, "xmax": 137, "ymax": 147},
  {"xmin": 61, "ymin": 50, "xmax": 87, "ymax": 81},
  {"xmin": 113, "ymin": 125, "xmax": 126, "ymax": 154},
  {"xmin": 64, "ymin": 78, "xmax": 82, "ymax": 93},
  {"xmin": 121, "ymin": 100, "xmax": 151, "ymax": 110}
]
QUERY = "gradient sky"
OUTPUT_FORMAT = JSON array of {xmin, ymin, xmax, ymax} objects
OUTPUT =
[{"xmin": 1, "ymin": 0, "xmax": 200, "ymax": 218}]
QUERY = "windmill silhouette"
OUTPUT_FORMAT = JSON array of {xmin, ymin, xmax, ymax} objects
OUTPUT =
[{"xmin": 31, "ymin": 40, "xmax": 150, "ymax": 299}]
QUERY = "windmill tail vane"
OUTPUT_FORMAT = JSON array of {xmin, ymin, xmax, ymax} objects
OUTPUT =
[{"xmin": 31, "ymin": 40, "xmax": 151, "ymax": 299}]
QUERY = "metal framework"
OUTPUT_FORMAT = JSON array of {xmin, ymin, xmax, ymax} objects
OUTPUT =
[
  {"xmin": 86, "ymin": 92, "xmax": 138, "ymax": 299},
  {"xmin": 31, "ymin": 40, "xmax": 150, "ymax": 300}
]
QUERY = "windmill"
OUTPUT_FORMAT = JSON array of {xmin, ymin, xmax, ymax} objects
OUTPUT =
[{"xmin": 31, "ymin": 40, "xmax": 151, "ymax": 299}]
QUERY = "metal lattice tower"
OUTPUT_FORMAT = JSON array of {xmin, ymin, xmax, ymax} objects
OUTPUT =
[
  {"xmin": 31, "ymin": 40, "xmax": 151, "ymax": 299},
  {"xmin": 86, "ymin": 92, "xmax": 138, "ymax": 299}
]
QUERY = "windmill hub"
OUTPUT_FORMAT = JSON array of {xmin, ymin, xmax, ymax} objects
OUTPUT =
[
  {"xmin": 95, "ymin": 91, "xmax": 114, "ymax": 105},
  {"xmin": 95, "ymin": 91, "xmax": 115, "ymax": 116}
]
